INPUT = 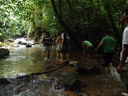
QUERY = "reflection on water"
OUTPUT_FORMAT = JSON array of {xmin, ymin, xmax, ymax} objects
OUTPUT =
[{"xmin": 0, "ymin": 45, "xmax": 55, "ymax": 78}]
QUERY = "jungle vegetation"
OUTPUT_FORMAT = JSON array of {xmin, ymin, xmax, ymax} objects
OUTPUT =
[{"xmin": 0, "ymin": 0, "xmax": 127, "ymax": 48}]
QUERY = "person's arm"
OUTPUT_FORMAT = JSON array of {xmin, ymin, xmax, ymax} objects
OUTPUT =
[
  {"xmin": 82, "ymin": 41, "xmax": 85, "ymax": 51},
  {"xmin": 61, "ymin": 38, "xmax": 64, "ymax": 49},
  {"xmin": 82, "ymin": 41, "xmax": 85, "ymax": 56},
  {"xmin": 61, "ymin": 34, "xmax": 64, "ymax": 49},
  {"xmin": 95, "ymin": 42, "xmax": 103, "ymax": 51},
  {"xmin": 119, "ymin": 45, "xmax": 128, "ymax": 67},
  {"xmin": 117, "ymin": 28, "xmax": 128, "ymax": 74},
  {"xmin": 56, "ymin": 37, "xmax": 60, "ymax": 45}
]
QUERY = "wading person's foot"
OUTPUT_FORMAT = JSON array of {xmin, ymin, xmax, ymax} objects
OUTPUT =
[
  {"xmin": 44, "ymin": 57, "xmax": 48, "ymax": 61},
  {"xmin": 122, "ymin": 92, "xmax": 128, "ymax": 96},
  {"xmin": 59, "ymin": 60, "xmax": 63, "ymax": 64}
]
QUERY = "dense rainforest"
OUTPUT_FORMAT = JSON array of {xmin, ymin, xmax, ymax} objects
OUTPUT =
[{"xmin": 0, "ymin": 0, "xmax": 127, "ymax": 49}]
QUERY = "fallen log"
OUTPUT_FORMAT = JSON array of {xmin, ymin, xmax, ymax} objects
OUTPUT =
[{"xmin": 16, "ymin": 61, "xmax": 69, "ymax": 79}]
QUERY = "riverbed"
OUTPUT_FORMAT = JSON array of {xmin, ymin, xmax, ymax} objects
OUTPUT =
[{"xmin": 0, "ymin": 45, "xmax": 127, "ymax": 96}]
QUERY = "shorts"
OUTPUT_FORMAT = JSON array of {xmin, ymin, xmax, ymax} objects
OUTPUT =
[
  {"xmin": 43, "ymin": 46, "xmax": 51, "ymax": 52},
  {"xmin": 56, "ymin": 45, "xmax": 61, "ymax": 51},
  {"xmin": 102, "ymin": 52, "xmax": 114, "ymax": 67},
  {"xmin": 60, "ymin": 45, "xmax": 68, "ymax": 54},
  {"xmin": 85, "ymin": 46, "xmax": 93, "ymax": 54}
]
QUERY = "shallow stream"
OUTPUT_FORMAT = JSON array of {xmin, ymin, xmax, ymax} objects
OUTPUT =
[{"xmin": 0, "ymin": 45, "xmax": 127, "ymax": 96}]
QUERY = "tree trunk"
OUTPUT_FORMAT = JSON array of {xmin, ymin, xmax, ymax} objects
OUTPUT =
[
  {"xmin": 51, "ymin": 0, "xmax": 80, "ymax": 48},
  {"xmin": 104, "ymin": 6, "xmax": 122, "ymax": 44},
  {"xmin": 67, "ymin": 0, "xmax": 83, "ymax": 41}
]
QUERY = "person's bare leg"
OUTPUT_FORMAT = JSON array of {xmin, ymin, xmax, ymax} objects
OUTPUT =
[
  {"xmin": 66, "ymin": 53, "xmax": 69, "ymax": 61},
  {"xmin": 105, "ymin": 67, "xmax": 109, "ymax": 73},
  {"xmin": 60, "ymin": 53, "xmax": 63, "ymax": 63},
  {"xmin": 109, "ymin": 62, "xmax": 114, "ymax": 70},
  {"xmin": 48, "ymin": 51, "xmax": 50, "ymax": 59},
  {"xmin": 87, "ymin": 53, "xmax": 90, "ymax": 59},
  {"xmin": 56, "ymin": 50, "xmax": 60, "ymax": 59},
  {"xmin": 110, "ymin": 62, "xmax": 113, "ymax": 68}
]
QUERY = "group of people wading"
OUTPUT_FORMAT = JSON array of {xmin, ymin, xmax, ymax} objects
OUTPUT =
[
  {"xmin": 42, "ymin": 9, "xmax": 128, "ymax": 93},
  {"xmin": 42, "ymin": 29, "xmax": 69, "ymax": 63},
  {"xmin": 42, "ymin": 9, "xmax": 128, "ymax": 74},
  {"xmin": 83, "ymin": 9, "xmax": 128, "ymax": 93}
]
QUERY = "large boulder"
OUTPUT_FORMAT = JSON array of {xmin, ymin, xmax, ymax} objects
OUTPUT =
[
  {"xmin": 0, "ymin": 48, "xmax": 9, "ymax": 59},
  {"xmin": 18, "ymin": 41, "xmax": 27, "ymax": 45},
  {"xmin": 63, "ymin": 72, "xmax": 81, "ymax": 91},
  {"xmin": 90, "ymin": 65, "xmax": 103, "ymax": 74},
  {"xmin": 0, "ymin": 78, "xmax": 11, "ymax": 85},
  {"xmin": 75, "ymin": 65, "xmax": 91, "ymax": 75},
  {"xmin": 26, "ymin": 45, "xmax": 32, "ymax": 48}
]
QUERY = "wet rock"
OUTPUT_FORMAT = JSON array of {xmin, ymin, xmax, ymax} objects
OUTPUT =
[
  {"xmin": 90, "ymin": 65, "xmax": 103, "ymax": 74},
  {"xmin": 18, "ymin": 41, "xmax": 27, "ymax": 45},
  {"xmin": 0, "ymin": 78, "xmax": 11, "ymax": 85},
  {"xmin": 0, "ymin": 48, "xmax": 9, "ymax": 59},
  {"xmin": 75, "ymin": 65, "xmax": 90, "ymax": 75},
  {"xmin": 81, "ymin": 81, "xmax": 86, "ymax": 87},
  {"xmin": 77, "ymin": 93, "xmax": 86, "ymax": 96},
  {"xmin": 26, "ymin": 45, "xmax": 32, "ymax": 47},
  {"xmin": 18, "ymin": 41, "xmax": 22, "ymax": 44},
  {"xmin": 69, "ymin": 61, "xmax": 78, "ymax": 67},
  {"xmin": 36, "ymin": 74, "xmax": 48, "ymax": 81},
  {"xmin": 34, "ymin": 42, "xmax": 39, "ymax": 45},
  {"xmin": 20, "ymin": 86, "xmax": 29, "ymax": 91},
  {"xmin": 63, "ymin": 72, "xmax": 81, "ymax": 91},
  {"xmin": 15, "ymin": 45, "xmax": 19, "ymax": 47},
  {"xmin": 63, "ymin": 90, "xmax": 75, "ymax": 96},
  {"xmin": 59, "ymin": 71, "xmax": 68, "ymax": 76},
  {"xmin": 7, "ymin": 39, "xmax": 14, "ymax": 42}
]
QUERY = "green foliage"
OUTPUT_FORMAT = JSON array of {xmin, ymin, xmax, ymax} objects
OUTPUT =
[{"xmin": 0, "ymin": 0, "xmax": 127, "ymax": 46}]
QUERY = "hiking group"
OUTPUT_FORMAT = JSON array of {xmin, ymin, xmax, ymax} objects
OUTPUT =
[
  {"xmin": 42, "ymin": 29, "xmax": 69, "ymax": 63},
  {"xmin": 42, "ymin": 9, "xmax": 128, "ymax": 75},
  {"xmin": 42, "ymin": 9, "xmax": 128, "ymax": 93}
]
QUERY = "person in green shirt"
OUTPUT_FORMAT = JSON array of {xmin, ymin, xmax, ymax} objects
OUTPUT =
[
  {"xmin": 95, "ymin": 32, "xmax": 116, "ymax": 73},
  {"xmin": 82, "ymin": 40, "xmax": 93, "ymax": 59}
]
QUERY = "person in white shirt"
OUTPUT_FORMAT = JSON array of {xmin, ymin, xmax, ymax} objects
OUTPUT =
[{"xmin": 117, "ymin": 10, "xmax": 128, "ymax": 74}]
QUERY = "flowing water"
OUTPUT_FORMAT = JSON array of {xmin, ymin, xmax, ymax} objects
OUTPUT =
[
  {"xmin": 0, "ymin": 45, "xmax": 65, "ymax": 96},
  {"xmin": 0, "ymin": 44, "xmax": 127, "ymax": 96},
  {"xmin": 0, "ymin": 45, "xmax": 48, "ymax": 78}
]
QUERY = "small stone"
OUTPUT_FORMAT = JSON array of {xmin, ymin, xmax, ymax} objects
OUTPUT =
[
  {"xmin": 63, "ymin": 90, "xmax": 75, "ymax": 96},
  {"xmin": 20, "ymin": 86, "xmax": 29, "ymax": 91}
]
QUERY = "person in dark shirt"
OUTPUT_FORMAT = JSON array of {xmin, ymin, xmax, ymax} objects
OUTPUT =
[
  {"xmin": 43, "ymin": 32, "xmax": 53, "ymax": 60},
  {"xmin": 60, "ymin": 29, "xmax": 69, "ymax": 63}
]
